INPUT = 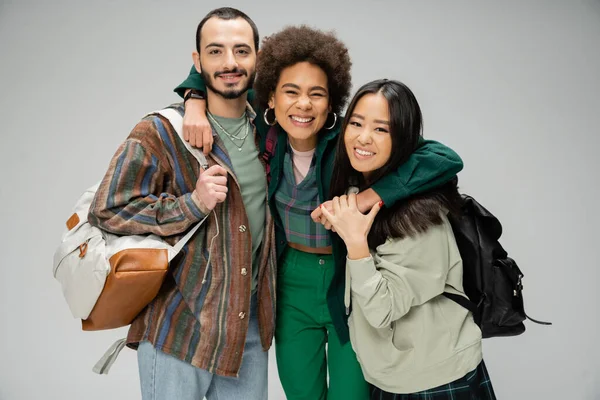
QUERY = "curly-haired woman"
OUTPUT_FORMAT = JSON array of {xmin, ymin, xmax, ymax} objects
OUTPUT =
[{"xmin": 175, "ymin": 25, "xmax": 463, "ymax": 400}]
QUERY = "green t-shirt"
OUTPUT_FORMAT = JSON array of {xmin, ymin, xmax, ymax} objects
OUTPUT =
[{"xmin": 210, "ymin": 113, "xmax": 266, "ymax": 292}]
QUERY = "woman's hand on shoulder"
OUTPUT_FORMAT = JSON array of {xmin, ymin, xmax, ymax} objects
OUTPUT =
[{"xmin": 183, "ymin": 98, "xmax": 213, "ymax": 155}]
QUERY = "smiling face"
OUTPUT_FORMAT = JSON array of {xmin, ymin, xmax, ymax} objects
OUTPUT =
[
  {"xmin": 193, "ymin": 17, "xmax": 257, "ymax": 99},
  {"xmin": 344, "ymin": 92, "xmax": 393, "ymax": 179},
  {"xmin": 268, "ymin": 62, "xmax": 331, "ymax": 151}
]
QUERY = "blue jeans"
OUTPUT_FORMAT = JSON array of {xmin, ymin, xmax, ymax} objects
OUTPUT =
[{"xmin": 137, "ymin": 294, "xmax": 268, "ymax": 400}]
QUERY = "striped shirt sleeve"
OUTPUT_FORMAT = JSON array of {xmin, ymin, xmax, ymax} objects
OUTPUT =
[{"xmin": 88, "ymin": 119, "xmax": 206, "ymax": 237}]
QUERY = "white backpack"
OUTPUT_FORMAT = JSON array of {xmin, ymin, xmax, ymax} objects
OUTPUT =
[{"xmin": 53, "ymin": 108, "xmax": 211, "ymax": 373}]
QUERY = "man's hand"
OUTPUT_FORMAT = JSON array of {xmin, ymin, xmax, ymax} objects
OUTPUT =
[
  {"xmin": 183, "ymin": 98, "xmax": 213, "ymax": 155},
  {"xmin": 192, "ymin": 165, "xmax": 228, "ymax": 212}
]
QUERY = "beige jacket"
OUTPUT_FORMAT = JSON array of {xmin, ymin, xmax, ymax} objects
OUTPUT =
[{"xmin": 345, "ymin": 215, "xmax": 482, "ymax": 393}]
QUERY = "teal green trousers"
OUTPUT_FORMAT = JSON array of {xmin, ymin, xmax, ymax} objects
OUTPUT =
[{"xmin": 275, "ymin": 247, "xmax": 369, "ymax": 400}]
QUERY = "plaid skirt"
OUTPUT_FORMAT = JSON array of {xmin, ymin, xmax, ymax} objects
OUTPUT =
[{"xmin": 370, "ymin": 360, "xmax": 496, "ymax": 400}]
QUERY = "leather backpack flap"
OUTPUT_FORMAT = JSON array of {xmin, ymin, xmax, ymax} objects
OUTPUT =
[{"xmin": 82, "ymin": 248, "xmax": 169, "ymax": 331}]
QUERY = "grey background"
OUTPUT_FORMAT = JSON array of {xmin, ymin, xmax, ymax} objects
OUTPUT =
[{"xmin": 1, "ymin": 0, "xmax": 599, "ymax": 399}]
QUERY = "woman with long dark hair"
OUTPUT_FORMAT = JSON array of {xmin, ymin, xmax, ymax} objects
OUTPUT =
[{"xmin": 322, "ymin": 79, "xmax": 496, "ymax": 400}]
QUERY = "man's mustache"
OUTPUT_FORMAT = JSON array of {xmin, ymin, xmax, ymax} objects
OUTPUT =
[{"xmin": 214, "ymin": 68, "xmax": 248, "ymax": 78}]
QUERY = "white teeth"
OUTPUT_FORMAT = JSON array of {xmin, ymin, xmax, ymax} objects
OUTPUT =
[
  {"xmin": 291, "ymin": 116, "xmax": 313, "ymax": 123},
  {"xmin": 355, "ymin": 148, "xmax": 374, "ymax": 156}
]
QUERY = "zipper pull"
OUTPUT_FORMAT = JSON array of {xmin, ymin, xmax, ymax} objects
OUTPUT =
[{"xmin": 514, "ymin": 274, "xmax": 524, "ymax": 297}]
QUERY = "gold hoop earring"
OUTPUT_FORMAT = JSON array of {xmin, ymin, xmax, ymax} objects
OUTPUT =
[
  {"xmin": 324, "ymin": 112, "xmax": 337, "ymax": 130},
  {"xmin": 264, "ymin": 108, "xmax": 277, "ymax": 126}
]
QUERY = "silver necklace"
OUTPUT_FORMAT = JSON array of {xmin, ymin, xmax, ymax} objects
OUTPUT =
[{"xmin": 207, "ymin": 112, "xmax": 250, "ymax": 152}]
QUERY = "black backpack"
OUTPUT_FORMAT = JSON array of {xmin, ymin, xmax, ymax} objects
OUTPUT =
[{"xmin": 444, "ymin": 195, "xmax": 551, "ymax": 338}]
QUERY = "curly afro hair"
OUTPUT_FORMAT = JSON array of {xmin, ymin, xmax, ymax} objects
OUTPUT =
[{"xmin": 254, "ymin": 25, "xmax": 352, "ymax": 116}]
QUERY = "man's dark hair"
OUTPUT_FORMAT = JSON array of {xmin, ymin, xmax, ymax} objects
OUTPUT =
[{"xmin": 196, "ymin": 7, "xmax": 259, "ymax": 53}]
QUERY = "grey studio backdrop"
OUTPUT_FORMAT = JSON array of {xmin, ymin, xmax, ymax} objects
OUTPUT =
[{"xmin": 1, "ymin": 1, "xmax": 598, "ymax": 399}]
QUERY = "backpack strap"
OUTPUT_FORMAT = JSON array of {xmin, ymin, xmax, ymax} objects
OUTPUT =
[
  {"xmin": 153, "ymin": 108, "xmax": 209, "ymax": 169},
  {"xmin": 151, "ymin": 107, "xmax": 215, "ymax": 267},
  {"xmin": 524, "ymin": 312, "xmax": 552, "ymax": 325},
  {"xmin": 92, "ymin": 338, "xmax": 127, "ymax": 374},
  {"xmin": 443, "ymin": 292, "xmax": 552, "ymax": 326},
  {"xmin": 442, "ymin": 292, "xmax": 479, "ymax": 314},
  {"xmin": 148, "ymin": 108, "xmax": 211, "ymax": 259}
]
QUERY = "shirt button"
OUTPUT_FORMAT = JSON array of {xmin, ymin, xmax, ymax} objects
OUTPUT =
[
  {"xmin": 319, "ymin": 259, "xmax": 325, "ymax": 265},
  {"xmin": 239, "ymin": 225, "xmax": 247, "ymax": 232},
  {"xmin": 241, "ymin": 268, "xmax": 248, "ymax": 276},
  {"xmin": 239, "ymin": 312, "xmax": 246, "ymax": 319}
]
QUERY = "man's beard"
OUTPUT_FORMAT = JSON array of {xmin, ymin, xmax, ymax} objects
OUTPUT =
[{"xmin": 201, "ymin": 66, "xmax": 256, "ymax": 100}]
